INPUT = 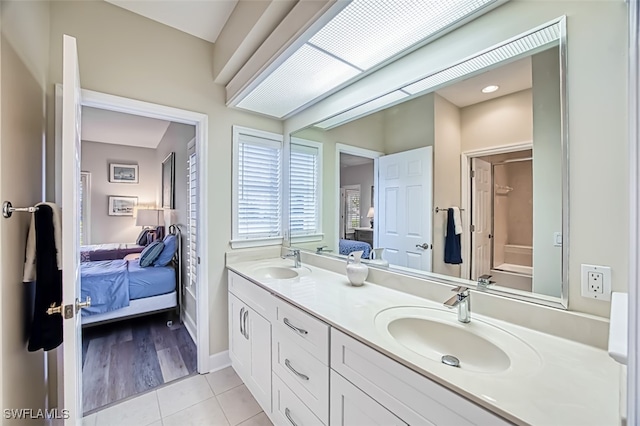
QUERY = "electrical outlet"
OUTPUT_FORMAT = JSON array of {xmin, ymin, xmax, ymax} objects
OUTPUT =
[{"xmin": 581, "ymin": 264, "xmax": 612, "ymax": 301}]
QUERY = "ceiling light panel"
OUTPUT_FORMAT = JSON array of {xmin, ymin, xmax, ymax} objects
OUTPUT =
[
  {"xmin": 315, "ymin": 90, "xmax": 408, "ymax": 129},
  {"xmin": 237, "ymin": 44, "xmax": 361, "ymax": 118},
  {"xmin": 309, "ymin": 0, "xmax": 497, "ymax": 71},
  {"xmin": 404, "ymin": 22, "xmax": 560, "ymax": 95}
]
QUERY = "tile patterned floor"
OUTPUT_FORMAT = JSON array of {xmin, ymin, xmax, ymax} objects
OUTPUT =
[{"xmin": 82, "ymin": 367, "xmax": 273, "ymax": 426}]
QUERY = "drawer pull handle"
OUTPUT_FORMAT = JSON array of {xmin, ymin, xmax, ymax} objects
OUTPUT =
[
  {"xmin": 240, "ymin": 307, "xmax": 245, "ymax": 337},
  {"xmin": 283, "ymin": 318, "xmax": 308, "ymax": 335},
  {"xmin": 285, "ymin": 359, "xmax": 309, "ymax": 381},
  {"xmin": 243, "ymin": 309, "xmax": 249, "ymax": 340},
  {"xmin": 285, "ymin": 408, "xmax": 299, "ymax": 426}
]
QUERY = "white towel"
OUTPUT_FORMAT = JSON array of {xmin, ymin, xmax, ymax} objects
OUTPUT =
[
  {"xmin": 452, "ymin": 207, "xmax": 463, "ymax": 235},
  {"xmin": 23, "ymin": 202, "xmax": 62, "ymax": 282}
]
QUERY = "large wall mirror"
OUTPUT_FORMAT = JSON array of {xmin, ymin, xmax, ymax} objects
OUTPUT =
[{"xmin": 288, "ymin": 19, "xmax": 568, "ymax": 307}]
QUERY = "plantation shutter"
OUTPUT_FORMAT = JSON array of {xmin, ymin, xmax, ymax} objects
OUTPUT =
[
  {"xmin": 290, "ymin": 143, "xmax": 320, "ymax": 236},
  {"xmin": 236, "ymin": 134, "xmax": 282, "ymax": 239},
  {"xmin": 345, "ymin": 188, "xmax": 361, "ymax": 232},
  {"xmin": 187, "ymin": 150, "xmax": 197, "ymax": 292}
]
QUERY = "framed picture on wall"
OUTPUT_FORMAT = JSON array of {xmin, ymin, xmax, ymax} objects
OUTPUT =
[
  {"xmin": 162, "ymin": 152, "xmax": 175, "ymax": 209},
  {"xmin": 110, "ymin": 163, "xmax": 139, "ymax": 183},
  {"xmin": 108, "ymin": 196, "xmax": 138, "ymax": 216}
]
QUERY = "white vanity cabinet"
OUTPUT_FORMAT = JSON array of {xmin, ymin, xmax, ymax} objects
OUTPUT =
[
  {"xmin": 330, "ymin": 329, "xmax": 511, "ymax": 426},
  {"xmin": 228, "ymin": 272, "xmax": 275, "ymax": 414}
]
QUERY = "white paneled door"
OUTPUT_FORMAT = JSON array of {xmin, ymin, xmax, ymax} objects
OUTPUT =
[
  {"xmin": 60, "ymin": 34, "xmax": 84, "ymax": 424},
  {"xmin": 377, "ymin": 147, "xmax": 433, "ymax": 272},
  {"xmin": 471, "ymin": 157, "xmax": 492, "ymax": 280}
]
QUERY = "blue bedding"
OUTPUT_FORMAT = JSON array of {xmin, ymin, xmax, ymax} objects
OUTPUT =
[
  {"xmin": 80, "ymin": 259, "xmax": 176, "ymax": 316},
  {"xmin": 128, "ymin": 259, "xmax": 176, "ymax": 300},
  {"xmin": 339, "ymin": 239, "xmax": 371, "ymax": 259},
  {"xmin": 81, "ymin": 260, "xmax": 130, "ymax": 316}
]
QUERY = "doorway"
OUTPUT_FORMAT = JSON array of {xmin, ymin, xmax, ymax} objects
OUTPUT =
[
  {"xmin": 55, "ymin": 87, "xmax": 210, "ymax": 416},
  {"xmin": 335, "ymin": 144, "xmax": 381, "ymax": 259},
  {"xmin": 463, "ymin": 144, "xmax": 533, "ymax": 292}
]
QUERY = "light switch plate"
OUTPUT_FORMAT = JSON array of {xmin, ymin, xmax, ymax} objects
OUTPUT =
[{"xmin": 581, "ymin": 264, "xmax": 612, "ymax": 301}]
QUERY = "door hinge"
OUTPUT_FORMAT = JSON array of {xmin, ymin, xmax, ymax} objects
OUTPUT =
[
  {"xmin": 471, "ymin": 170, "xmax": 476, "ymax": 178},
  {"xmin": 197, "ymin": 257, "xmax": 201, "ymax": 265},
  {"xmin": 470, "ymin": 224, "xmax": 476, "ymax": 232}
]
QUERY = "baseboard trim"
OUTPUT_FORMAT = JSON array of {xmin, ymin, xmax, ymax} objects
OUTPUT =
[
  {"xmin": 183, "ymin": 311, "xmax": 197, "ymax": 343},
  {"xmin": 209, "ymin": 350, "xmax": 231, "ymax": 373}
]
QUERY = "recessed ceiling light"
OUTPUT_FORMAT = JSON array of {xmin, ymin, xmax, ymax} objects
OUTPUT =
[{"xmin": 482, "ymin": 85, "xmax": 499, "ymax": 93}]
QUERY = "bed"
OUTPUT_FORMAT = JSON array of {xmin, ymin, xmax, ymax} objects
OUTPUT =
[
  {"xmin": 80, "ymin": 226, "xmax": 165, "ymax": 262},
  {"xmin": 339, "ymin": 239, "xmax": 372, "ymax": 259},
  {"xmin": 81, "ymin": 225, "xmax": 182, "ymax": 326}
]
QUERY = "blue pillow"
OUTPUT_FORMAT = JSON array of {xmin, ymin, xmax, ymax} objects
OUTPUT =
[
  {"xmin": 139, "ymin": 241, "xmax": 165, "ymax": 267},
  {"xmin": 154, "ymin": 234, "xmax": 178, "ymax": 267}
]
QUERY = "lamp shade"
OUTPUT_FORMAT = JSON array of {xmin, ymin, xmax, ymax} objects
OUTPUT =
[
  {"xmin": 135, "ymin": 209, "xmax": 164, "ymax": 227},
  {"xmin": 367, "ymin": 207, "xmax": 375, "ymax": 218}
]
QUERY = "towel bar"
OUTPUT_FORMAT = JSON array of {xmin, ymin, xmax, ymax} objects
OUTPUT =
[
  {"xmin": 434, "ymin": 207, "xmax": 465, "ymax": 213},
  {"xmin": 2, "ymin": 201, "xmax": 39, "ymax": 218}
]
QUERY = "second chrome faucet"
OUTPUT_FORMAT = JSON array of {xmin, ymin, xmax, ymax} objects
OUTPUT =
[{"xmin": 443, "ymin": 286, "xmax": 471, "ymax": 323}]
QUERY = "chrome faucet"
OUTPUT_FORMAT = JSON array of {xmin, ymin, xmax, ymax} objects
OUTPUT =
[
  {"xmin": 282, "ymin": 249, "xmax": 301, "ymax": 268},
  {"xmin": 477, "ymin": 274, "xmax": 493, "ymax": 291},
  {"xmin": 443, "ymin": 286, "xmax": 471, "ymax": 323},
  {"xmin": 316, "ymin": 245, "xmax": 332, "ymax": 254}
]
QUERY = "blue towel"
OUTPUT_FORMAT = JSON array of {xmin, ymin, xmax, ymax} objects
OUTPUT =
[{"xmin": 444, "ymin": 208, "xmax": 462, "ymax": 264}]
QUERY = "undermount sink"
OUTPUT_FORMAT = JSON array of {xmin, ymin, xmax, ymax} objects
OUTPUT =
[
  {"xmin": 375, "ymin": 307, "xmax": 541, "ymax": 374},
  {"xmin": 251, "ymin": 265, "xmax": 311, "ymax": 280}
]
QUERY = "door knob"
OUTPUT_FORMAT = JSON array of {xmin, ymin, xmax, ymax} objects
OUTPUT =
[
  {"xmin": 416, "ymin": 243, "xmax": 430, "ymax": 250},
  {"xmin": 46, "ymin": 303, "xmax": 63, "ymax": 316},
  {"xmin": 76, "ymin": 296, "xmax": 91, "ymax": 312}
]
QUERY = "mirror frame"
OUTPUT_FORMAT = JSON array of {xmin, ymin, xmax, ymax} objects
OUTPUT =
[{"xmin": 285, "ymin": 17, "xmax": 569, "ymax": 309}]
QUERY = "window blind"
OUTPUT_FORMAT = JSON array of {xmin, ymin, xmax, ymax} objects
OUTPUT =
[
  {"xmin": 290, "ymin": 142, "xmax": 320, "ymax": 236},
  {"xmin": 236, "ymin": 133, "xmax": 282, "ymax": 240},
  {"xmin": 187, "ymin": 151, "xmax": 197, "ymax": 293},
  {"xmin": 345, "ymin": 188, "xmax": 361, "ymax": 231}
]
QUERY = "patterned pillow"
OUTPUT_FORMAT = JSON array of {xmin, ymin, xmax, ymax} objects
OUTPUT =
[
  {"xmin": 139, "ymin": 241, "xmax": 165, "ymax": 267},
  {"xmin": 154, "ymin": 235, "xmax": 178, "ymax": 267},
  {"xmin": 136, "ymin": 229, "xmax": 150, "ymax": 246}
]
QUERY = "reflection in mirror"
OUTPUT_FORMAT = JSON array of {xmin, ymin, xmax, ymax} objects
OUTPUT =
[{"xmin": 289, "ymin": 21, "xmax": 566, "ymax": 305}]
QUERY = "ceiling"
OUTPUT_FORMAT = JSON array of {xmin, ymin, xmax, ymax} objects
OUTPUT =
[
  {"xmin": 341, "ymin": 153, "xmax": 373, "ymax": 168},
  {"xmin": 105, "ymin": 0, "xmax": 238, "ymax": 43},
  {"xmin": 436, "ymin": 56, "xmax": 532, "ymax": 108},
  {"xmin": 81, "ymin": 107, "xmax": 171, "ymax": 149}
]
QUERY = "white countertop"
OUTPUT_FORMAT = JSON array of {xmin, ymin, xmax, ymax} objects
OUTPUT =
[{"xmin": 227, "ymin": 258, "xmax": 621, "ymax": 426}]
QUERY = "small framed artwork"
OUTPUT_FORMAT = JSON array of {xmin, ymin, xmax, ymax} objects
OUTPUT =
[
  {"xmin": 108, "ymin": 196, "xmax": 138, "ymax": 216},
  {"xmin": 162, "ymin": 152, "xmax": 175, "ymax": 209},
  {"xmin": 110, "ymin": 163, "xmax": 139, "ymax": 183}
]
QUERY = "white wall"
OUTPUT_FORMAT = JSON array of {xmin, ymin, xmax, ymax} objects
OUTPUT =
[
  {"xmin": 531, "ymin": 47, "xmax": 563, "ymax": 297},
  {"xmin": 1, "ymin": 0, "xmax": 50, "ymax": 422},
  {"xmin": 48, "ymin": 1, "xmax": 283, "ymax": 360},
  {"xmin": 433, "ymin": 95, "xmax": 462, "ymax": 277},
  {"xmin": 81, "ymin": 141, "xmax": 159, "ymax": 244}
]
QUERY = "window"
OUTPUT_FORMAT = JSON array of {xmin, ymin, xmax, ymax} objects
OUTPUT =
[
  {"xmin": 344, "ymin": 185, "xmax": 361, "ymax": 233},
  {"xmin": 80, "ymin": 172, "xmax": 91, "ymax": 245},
  {"xmin": 187, "ymin": 145, "xmax": 197, "ymax": 292},
  {"xmin": 290, "ymin": 138, "xmax": 322, "ymax": 240},
  {"xmin": 232, "ymin": 126, "xmax": 283, "ymax": 247}
]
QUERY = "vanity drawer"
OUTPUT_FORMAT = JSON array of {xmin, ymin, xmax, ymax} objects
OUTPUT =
[
  {"xmin": 274, "ymin": 297, "xmax": 330, "ymax": 365},
  {"xmin": 273, "ymin": 328, "xmax": 329, "ymax": 424},
  {"xmin": 331, "ymin": 329, "xmax": 511, "ymax": 426},
  {"xmin": 272, "ymin": 374, "xmax": 325, "ymax": 426},
  {"xmin": 228, "ymin": 271, "xmax": 275, "ymax": 322}
]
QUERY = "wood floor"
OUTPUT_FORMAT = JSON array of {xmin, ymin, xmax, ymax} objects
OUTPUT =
[{"xmin": 82, "ymin": 312, "xmax": 197, "ymax": 414}]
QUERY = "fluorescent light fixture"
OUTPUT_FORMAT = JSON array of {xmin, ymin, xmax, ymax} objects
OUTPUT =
[
  {"xmin": 316, "ymin": 20, "xmax": 562, "ymax": 129},
  {"xmin": 315, "ymin": 91, "xmax": 408, "ymax": 129},
  {"xmin": 234, "ymin": 0, "xmax": 502, "ymax": 118},
  {"xmin": 404, "ymin": 22, "xmax": 560, "ymax": 95},
  {"xmin": 309, "ymin": 0, "xmax": 496, "ymax": 71},
  {"xmin": 237, "ymin": 44, "xmax": 360, "ymax": 118},
  {"xmin": 482, "ymin": 85, "xmax": 500, "ymax": 93}
]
